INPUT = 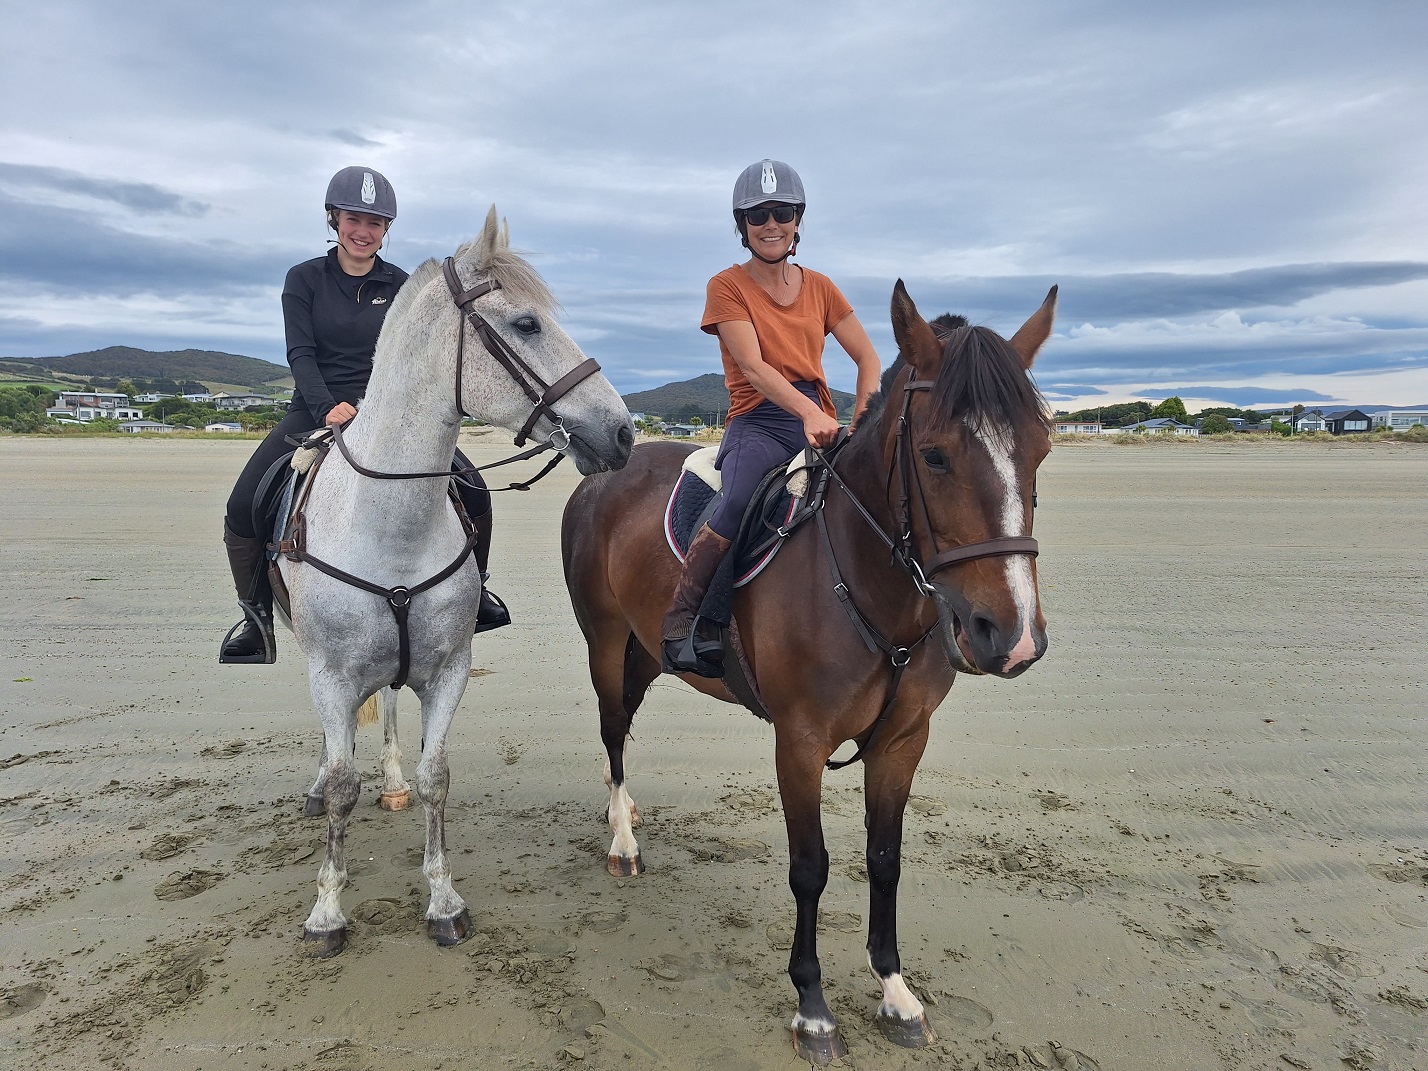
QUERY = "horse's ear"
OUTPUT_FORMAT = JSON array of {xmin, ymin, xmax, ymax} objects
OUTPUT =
[
  {"xmin": 478, "ymin": 205, "xmax": 500, "ymax": 263},
  {"xmin": 498, "ymin": 217, "xmax": 510, "ymax": 252},
  {"xmin": 1008, "ymin": 285, "xmax": 1058, "ymax": 369},
  {"xmin": 890, "ymin": 279, "xmax": 943, "ymax": 374}
]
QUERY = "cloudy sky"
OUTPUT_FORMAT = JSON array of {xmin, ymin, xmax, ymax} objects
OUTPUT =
[{"xmin": 4, "ymin": 0, "xmax": 1426, "ymax": 412}]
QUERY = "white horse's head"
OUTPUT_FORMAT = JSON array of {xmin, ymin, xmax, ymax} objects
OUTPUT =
[{"xmin": 388, "ymin": 207, "xmax": 633, "ymax": 475}]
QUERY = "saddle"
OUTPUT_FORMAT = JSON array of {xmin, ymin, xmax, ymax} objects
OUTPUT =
[{"xmin": 662, "ymin": 444, "xmax": 834, "ymax": 719}]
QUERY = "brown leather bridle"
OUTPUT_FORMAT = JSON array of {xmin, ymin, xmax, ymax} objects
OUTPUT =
[{"xmin": 442, "ymin": 257, "xmax": 601, "ymax": 448}]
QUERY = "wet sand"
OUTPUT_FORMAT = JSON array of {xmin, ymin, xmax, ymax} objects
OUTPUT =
[{"xmin": 2, "ymin": 435, "xmax": 1425, "ymax": 1071}]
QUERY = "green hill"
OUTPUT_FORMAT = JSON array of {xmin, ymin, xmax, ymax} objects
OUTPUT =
[
  {"xmin": 622, "ymin": 372, "xmax": 856, "ymax": 424},
  {"xmin": 0, "ymin": 347, "xmax": 289, "ymax": 391}
]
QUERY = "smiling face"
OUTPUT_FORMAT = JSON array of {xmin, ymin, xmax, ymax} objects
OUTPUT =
[
  {"xmin": 740, "ymin": 201, "xmax": 800, "ymax": 260},
  {"xmin": 332, "ymin": 210, "xmax": 391, "ymax": 271}
]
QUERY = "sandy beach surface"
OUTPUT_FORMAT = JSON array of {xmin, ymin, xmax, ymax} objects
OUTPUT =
[{"xmin": 2, "ymin": 435, "xmax": 1425, "ymax": 1071}]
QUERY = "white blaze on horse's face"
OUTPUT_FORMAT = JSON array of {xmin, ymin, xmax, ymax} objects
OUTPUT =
[{"xmin": 972, "ymin": 422, "xmax": 1043, "ymax": 674}]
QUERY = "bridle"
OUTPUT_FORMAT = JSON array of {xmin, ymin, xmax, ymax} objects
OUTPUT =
[
  {"xmin": 442, "ymin": 257, "xmax": 600, "ymax": 449},
  {"xmin": 806, "ymin": 366, "xmax": 1039, "ymax": 770},
  {"xmin": 275, "ymin": 255, "xmax": 605, "ymax": 690}
]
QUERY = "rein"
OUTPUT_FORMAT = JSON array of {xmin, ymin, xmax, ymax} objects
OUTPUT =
[
  {"xmin": 277, "ymin": 257, "xmax": 603, "ymax": 688},
  {"xmin": 807, "ymin": 375, "xmax": 1039, "ymax": 771}
]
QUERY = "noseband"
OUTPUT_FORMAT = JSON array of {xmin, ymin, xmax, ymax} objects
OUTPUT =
[{"xmin": 442, "ymin": 257, "xmax": 601, "ymax": 448}]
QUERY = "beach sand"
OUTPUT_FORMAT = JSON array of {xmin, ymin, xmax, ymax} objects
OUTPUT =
[{"xmin": 1, "ymin": 436, "xmax": 1425, "ymax": 1071}]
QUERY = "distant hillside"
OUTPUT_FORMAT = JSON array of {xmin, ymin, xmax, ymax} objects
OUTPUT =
[
  {"xmin": 622, "ymin": 372, "xmax": 856, "ymax": 423},
  {"xmin": 0, "ymin": 347, "xmax": 288, "ymax": 390}
]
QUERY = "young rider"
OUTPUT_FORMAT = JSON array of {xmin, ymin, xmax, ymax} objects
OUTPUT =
[
  {"xmin": 661, "ymin": 159, "xmax": 882, "ymax": 677},
  {"xmin": 219, "ymin": 166, "xmax": 509, "ymax": 663}
]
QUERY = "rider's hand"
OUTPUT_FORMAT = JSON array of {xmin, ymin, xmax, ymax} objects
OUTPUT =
[
  {"xmin": 802, "ymin": 409, "xmax": 841, "ymax": 449},
  {"xmin": 325, "ymin": 402, "xmax": 358, "ymax": 427}
]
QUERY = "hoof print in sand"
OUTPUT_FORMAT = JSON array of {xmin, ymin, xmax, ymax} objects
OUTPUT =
[
  {"xmin": 350, "ymin": 897, "xmax": 418, "ymax": 936},
  {"xmin": 1004, "ymin": 1041, "xmax": 1099, "ymax": 1070},
  {"xmin": 556, "ymin": 997, "xmax": 606, "ymax": 1034},
  {"xmin": 0, "ymin": 982, "xmax": 47, "ymax": 1020},
  {"xmin": 154, "ymin": 868, "xmax": 224, "ymax": 900},
  {"xmin": 907, "ymin": 795, "xmax": 947, "ymax": 817},
  {"xmin": 496, "ymin": 735, "xmax": 524, "ymax": 765},
  {"xmin": 573, "ymin": 908, "xmax": 627, "ymax": 935},
  {"xmin": 140, "ymin": 832, "xmax": 200, "ymax": 861},
  {"xmin": 939, "ymin": 993, "xmax": 994, "ymax": 1031}
]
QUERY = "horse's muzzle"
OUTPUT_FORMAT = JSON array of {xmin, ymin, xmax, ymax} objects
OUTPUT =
[
  {"xmin": 932, "ymin": 590, "xmax": 1047, "ymax": 678},
  {"xmin": 566, "ymin": 418, "xmax": 634, "ymax": 476}
]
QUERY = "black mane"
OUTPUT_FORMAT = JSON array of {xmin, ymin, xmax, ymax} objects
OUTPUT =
[{"xmin": 856, "ymin": 312, "xmax": 1047, "ymax": 438}]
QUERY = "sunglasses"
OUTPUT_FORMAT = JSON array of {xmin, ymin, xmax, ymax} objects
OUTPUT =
[{"xmin": 742, "ymin": 204, "xmax": 799, "ymax": 226}]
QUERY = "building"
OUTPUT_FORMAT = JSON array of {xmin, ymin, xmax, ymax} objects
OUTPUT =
[
  {"xmin": 211, "ymin": 392, "xmax": 275, "ymax": 410},
  {"xmin": 1114, "ymin": 418, "xmax": 1199, "ymax": 436},
  {"xmin": 1294, "ymin": 409, "xmax": 1327, "ymax": 433},
  {"xmin": 1323, "ymin": 409, "xmax": 1372, "ymax": 435},
  {"xmin": 134, "ymin": 392, "xmax": 175, "ymax": 403},
  {"xmin": 182, "ymin": 392, "xmax": 213, "ymax": 403},
  {"xmin": 57, "ymin": 390, "xmax": 129, "ymax": 409},
  {"xmin": 1053, "ymin": 420, "xmax": 1103, "ymax": 435},
  {"xmin": 119, "ymin": 420, "xmax": 176, "ymax": 434},
  {"xmin": 204, "ymin": 422, "xmax": 244, "ymax": 432},
  {"xmin": 1372, "ymin": 409, "xmax": 1428, "ymax": 431},
  {"xmin": 47, "ymin": 403, "xmax": 143, "ymax": 422}
]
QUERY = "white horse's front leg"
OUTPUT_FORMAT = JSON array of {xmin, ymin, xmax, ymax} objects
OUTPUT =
[
  {"xmin": 412, "ymin": 653, "xmax": 473, "ymax": 946},
  {"xmin": 377, "ymin": 687, "xmax": 411, "ymax": 810},
  {"xmin": 302, "ymin": 671, "xmax": 362, "ymax": 957}
]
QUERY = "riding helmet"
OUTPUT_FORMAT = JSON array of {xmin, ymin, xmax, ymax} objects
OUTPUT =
[
  {"xmin": 324, "ymin": 166, "xmax": 397, "ymax": 221},
  {"xmin": 731, "ymin": 159, "xmax": 805, "ymax": 210}
]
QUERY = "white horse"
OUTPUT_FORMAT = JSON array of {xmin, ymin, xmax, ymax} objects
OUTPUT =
[{"xmin": 278, "ymin": 207, "xmax": 633, "ymax": 956}]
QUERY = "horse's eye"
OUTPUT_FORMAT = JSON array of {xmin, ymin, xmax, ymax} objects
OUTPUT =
[
  {"xmin": 512, "ymin": 315, "xmax": 540, "ymax": 335},
  {"xmin": 921, "ymin": 448, "xmax": 949, "ymax": 473}
]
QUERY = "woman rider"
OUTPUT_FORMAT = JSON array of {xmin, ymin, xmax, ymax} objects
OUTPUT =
[
  {"xmin": 219, "ymin": 166, "xmax": 509, "ymax": 663},
  {"xmin": 661, "ymin": 159, "xmax": 882, "ymax": 676}
]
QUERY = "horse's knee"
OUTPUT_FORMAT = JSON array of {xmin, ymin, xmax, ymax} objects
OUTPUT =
[
  {"xmin": 788, "ymin": 849, "xmax": 829, "ymax": 901},
  {"xmin": 323, "ymin": 761, "xmax": 361, "ymax": 814}
]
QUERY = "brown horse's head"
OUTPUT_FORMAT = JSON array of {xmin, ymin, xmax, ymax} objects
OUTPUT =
[{"xmin": 884, "ymin": 280, "xmax": 1057, "ymax": 678}]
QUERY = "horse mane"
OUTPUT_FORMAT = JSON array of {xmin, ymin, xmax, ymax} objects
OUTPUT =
[
  {"xmin": 852, "ymin": 311, "xmax": 1048, "ymax": 447},
  {"xmin": 388, "ymin": 226, "xmax": 560, "ymax": 323}
]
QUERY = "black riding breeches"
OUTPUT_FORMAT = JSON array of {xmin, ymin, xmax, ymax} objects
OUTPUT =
[{"xmin": 224, "ymin": 411, "xmax": 493, "ymax": 540}]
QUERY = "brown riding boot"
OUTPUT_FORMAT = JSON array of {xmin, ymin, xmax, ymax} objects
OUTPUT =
[
  {"xmin": 660, "ymin": 524, "xmax": 733, "ymax": 677},
  {"xmin": 219, "ymin": 521, "xmax": 276, "ymax": 664}
]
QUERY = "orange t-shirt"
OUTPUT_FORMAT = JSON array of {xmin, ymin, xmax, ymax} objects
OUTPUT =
[{"xmin": 701, "ymin": 265, "xmax": 854, "ymax": 421}]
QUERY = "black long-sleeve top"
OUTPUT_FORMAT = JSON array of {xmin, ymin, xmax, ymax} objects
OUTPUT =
[{"xmin": 281, "ymin": 247, "xmax": 409, "ymax": 424}]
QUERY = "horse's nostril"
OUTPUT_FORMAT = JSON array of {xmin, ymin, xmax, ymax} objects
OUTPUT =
[
  {"xmin": 969, "ymin": 613, "xmax": 999, "ymax": 651},
  {"xmin": 617, "ymin": 424, "xmax": 634, "ymax": 450}
]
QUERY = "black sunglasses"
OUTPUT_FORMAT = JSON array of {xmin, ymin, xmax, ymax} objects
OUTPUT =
[{"xmin": 742, "ymin": 204, "xmax": 799, "ymax": 226}]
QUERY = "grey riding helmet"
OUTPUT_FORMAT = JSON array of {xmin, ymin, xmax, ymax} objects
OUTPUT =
[
  {"xmin": 324, "ymin": 166, "xmax": 397, "ymax": 221},
  {"xmin": 732, "ymin": 159, "xmax": 805, "ymax": 210}
]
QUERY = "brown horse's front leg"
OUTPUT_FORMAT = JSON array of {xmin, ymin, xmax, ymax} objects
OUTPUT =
[
  {"xmin": 776, "ymin": 734, "xmax": 847, "ymax": 1065},
  {"xmin": 863, "ymin": 714, "xmax": 936, "ymax": 1048}
]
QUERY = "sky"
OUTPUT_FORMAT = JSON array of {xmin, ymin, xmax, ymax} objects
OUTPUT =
[{"xmin": 3, "ymin": 0, "xmax": 1427, "ymax": 413}]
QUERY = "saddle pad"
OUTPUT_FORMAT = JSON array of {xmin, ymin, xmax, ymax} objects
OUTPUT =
[{"xmin": 663, "ymin": 455, "xmax": 799, "ymax": 588}]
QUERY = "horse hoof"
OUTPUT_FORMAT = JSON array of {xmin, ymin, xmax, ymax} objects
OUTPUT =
[
  {"xmin": 428, "ymin": 909, "xmax": 473, "ymax": 947},
  {"xmin": 876, "ymin": 1012, "xmax": 936, "ymax": 1048},
  {"xmin": 302, "ymin": 926, "xmax": 346, "ymax": 958},
  {"xmin": 793, "ymin": 1027, "xmax": 848, "ymax": 1065},
  {"xmin": 606, "ymin": 853, "xmax": 644, "ymax": 877},
  {"xmin": 379, "ymin": 789, "xmax": 411, "ymax": 811},
  {"xmin": 302, "ymin": 794, "xmax": 324, "ymax": 818}
]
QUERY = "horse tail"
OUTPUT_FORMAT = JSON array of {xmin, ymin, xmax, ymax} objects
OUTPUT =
[{"xmin": 357, "ymin": 692, "xmax": 381, "ymax": 728}]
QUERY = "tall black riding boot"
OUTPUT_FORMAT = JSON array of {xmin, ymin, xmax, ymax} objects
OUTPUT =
[
  {"xmin": 660, "ymin": 524, "xmax": 733, "ymax": 677},
  {"xmin": 219, "ymin": 521, "xmax": 276, "ymax": 664},
  {"xmin": 471, "ymin": 507, "xmax": 511, "ymax": 634}
]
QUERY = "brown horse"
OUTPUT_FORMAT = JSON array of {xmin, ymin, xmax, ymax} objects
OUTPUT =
[{"xmin": 560, "ymin": 280, "xmax": 1056, "ymax": 1063}]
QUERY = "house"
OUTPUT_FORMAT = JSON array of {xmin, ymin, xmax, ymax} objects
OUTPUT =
[
  {"xmin": 119, "ymin": 420, "xmax": 175, "ymax": 434},
  {"xmin": 46, "ymin": 404, "xmax": 143, "ymax": 422},
  {"xmin": 182, "ymin": 392, "xmax": 213, "ymax": 403},
  {"xmin": 1114, "ymin": 418, "xmax": 1199, "ymax": 436},
  {"xmin": 133, "ymin": 392, "xmax": 175, "ymax": 403},
  {"xmin": 211, "ymin": 392, "xmax": 274, "ymax": 410},
  {"xmin": 664, "ymin": 424, "xmax": 705, "ymax": 438},
  {"xmin": 1323, "ymin": 409, "xmax": 1372, "ymax": 435},
  {"xmin": 57, "ymin": 390, "xmax": 129, "ymax": 409},
  {"xmin": 204, "ymin": 422, "xmax": 244, "ymax": 432},
  {"xmin": 1372, "ymin": 409, "xmax": 1428, "ymax": 431},
  {"xmin": 1294, "ymin": 409, "xmax": 1327, "ymax": 433},
  {"xmin": 1053, "ymin": 420, "xmax": 1103, "ymax": 435}
]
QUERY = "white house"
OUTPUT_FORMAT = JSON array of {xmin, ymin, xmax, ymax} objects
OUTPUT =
[
  {"xmin": 1294, "ymin": 409, "xmax": 1327, "ymax": 433},
  {"xmin": 47, "ymin": 403, "xmax": 143, "ymax": 422},
  {"xmin": 1372, "ymin": 409, "xmax": 1428, "ymax": 430},
  {"xmin": 134, "ymin": 392, "xmax": 175, "ymax": 403},
  {"xmin": 1114, "ymin": 418, "xmax": 1199, "ymax": 436},
  {"xmin": 182, "ymin": 392, "xmax": 213, "ymax": 403},
  {"xmin": 1053, "ymin": 420, "xmax": 1103, "ymax": 435},
  {"xmin": 119, "ymin": 420, "xmax": 175, "ymax": 434},
  {"xmin": 204, "ymin": 422, "xmax": 244, "ymax": 432},
  {"xmin": 211, "ymin": 392, "xmax": 274, "ymax": 410}
]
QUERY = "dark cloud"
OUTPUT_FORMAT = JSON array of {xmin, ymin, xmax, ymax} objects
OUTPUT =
[
  {"xmin": 329, "ymin": 130, "xmax": 382, "ymax": 148},
  {"xmin": 0, "ymin": 162, "xmax": 209, "ymax": 216},
  {"xmin": 1140, "ymin": 387, "xmax": 1339, "ymax": 406}
]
